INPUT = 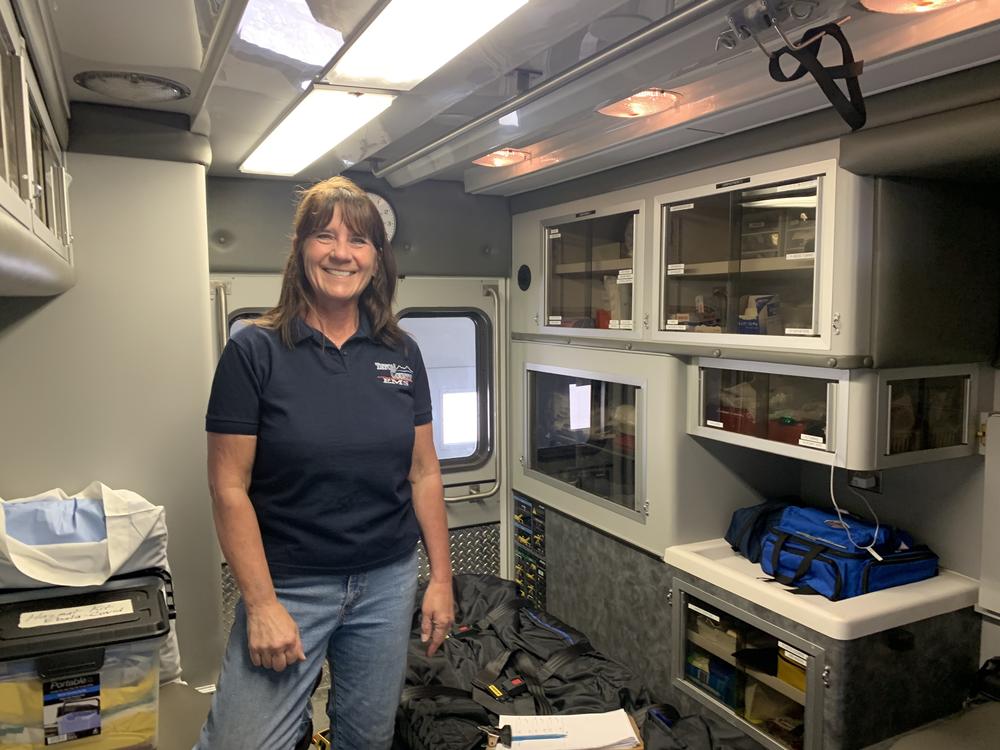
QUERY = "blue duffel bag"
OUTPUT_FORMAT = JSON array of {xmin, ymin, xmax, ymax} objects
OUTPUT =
[{"xmin": 760, "ymin": 506, "xmax": 938, "ymax": 601}]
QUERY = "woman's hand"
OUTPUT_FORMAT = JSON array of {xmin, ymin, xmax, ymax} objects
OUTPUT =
[
  {"xmin": 420, "ymin": 580, "xmax": 455, "ymax": 657},
  {"xmin": 245, "ymin": 600, "xmax": 306, "ymax": 672}
]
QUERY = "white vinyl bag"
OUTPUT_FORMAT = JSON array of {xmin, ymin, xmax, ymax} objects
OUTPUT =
[{"xmin": 0, "ymin": 481, "xmax": 183, "ymax": 682}]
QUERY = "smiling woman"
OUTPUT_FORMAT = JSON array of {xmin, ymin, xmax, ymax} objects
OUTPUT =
[{"xmin": 197, "ymin": 175, "xmax": 454, "ymax": 749}]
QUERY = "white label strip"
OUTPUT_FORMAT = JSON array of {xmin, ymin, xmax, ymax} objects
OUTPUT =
[
  {"xmin": 799, "ymin": 433, "xmax": 826, "ymax": 444},
  {"xmin": 784, "ymin": 328, "xmax": 814, "ymax": 336},
  {"xmin": 547, "ymin": 229, "xmax": 561, "ymax": 238},
  {"xmin": 706, "ymin": 419, "xmax": 724, "ymax": 428},
  {"xmin": 619, "ymin": 320, "xmax": 633, "ymax": 330},
  {"xmin": 784, "ymin": 252, "xmax": 816, "ymax": 261},
  {"xmin": 664, "ymin": 324, "xmax": 689, "ymax": 331},
  {"xmin": 609, "ymin": 321, "xmax": 620, "ymax": 329},
  {"xmin": 799, "ymin": 437, "xmax": 827, "ymax": 449},
  {"xmin": 669, "ymin": 203, "xmax": 694, "ymax": 212},
  {"xmin": 19, "ymin": 599, "xmax": 134, "ymax": 629},
  {"xmin": 778, "ymin": 642, "xmax": 809, "ymax": 666},
  {"xmin": 688, "ymin": 603, "xmax": 720, "ymax": 622},
  {"xmin": 667, "ymin": 263, "xmax": 685, "ymax": 270},
  {"xmin": 667, "ymin": 268, "xmax": 685, "ymax": 276},
  {"xmin": 777, "ymin": 181, "xmax": 816, "ymax": 192},
  {"xmin": 616, "ymin": 277, "xmax": 633, "ymax": 285},
  {"xmin": 547, "ymin": 316, "xmax": 562, "ymax": 324}
]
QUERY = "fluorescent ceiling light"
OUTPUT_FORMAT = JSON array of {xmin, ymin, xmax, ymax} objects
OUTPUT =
[
  {"xmin": 326, "ymin": 0, "xmax": 529, "ymax": 91},
  {"xmin": 238, "ymin": 0, "xmax": 344, "ymax": 66},
  {"xmin": 240, "ymin": 87, "xmax": 395, "ymax": 176},
  {"xmin": 860, "ymin": 0, "xmax": 964, "ymax": 12},
  {"xmin": 472, "ymin": 148, "xmax": 530, "ymax": 168},
  {"xmin": 597, "ymin": 88, "xmax": 681, "ymax": 118}
]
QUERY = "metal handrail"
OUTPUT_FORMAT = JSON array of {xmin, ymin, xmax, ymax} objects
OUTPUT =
[
  {"xmin": 372, "ymin": 0, "xmax": 739, "ymax": 180},
  {"xmin": 210, "ymin": 280, "xmax": 230, "ymax": 353},
  {"xmin": 445, "ymin": 284, "xmax": 502, "ymax": 504}
]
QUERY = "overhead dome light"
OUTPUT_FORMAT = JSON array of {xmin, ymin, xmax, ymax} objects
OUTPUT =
[
  {"xmin": 472, "ymin": 148, "xmax": 530, "ymax": 168},
  {"xmin": 860, "ymin": 0, "xmax": 964, "ymax": 12},
  {"xmin": 73, "ymin": 71, "xmax": 190, "ymax": 103},
  {"xmin": 598, "ymin": 88, "xmax": 681, "ymax": 118}
]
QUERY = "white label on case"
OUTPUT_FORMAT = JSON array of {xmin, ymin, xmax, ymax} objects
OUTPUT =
[
  {"xmin": 667, "ymin": 268, "xmax": 685, "ymax": 276},
  {"xmin": 19, "ymin": 599, "xmax": 134, "ymax": 629},
  {"xmin": 688, "ymin": 603, "xmax": 720, "ymax": 622},
  {"xmin": 799, "ymin": 435, "xmax": 827, "ymax": 449},
  {"xmin": 785, "ymin": 252, "xmax": 816, "ymax": 261},
  {"xmin": 547, "ymin": 316, "xmax": 562, "ymax": 325},
  {"xmin": 784, "ymin": 328, "xmax": 814, "ymax": 336},
  {"xmin": 669, "ymin": 203, "xmax": 694, "ymax": 212},
  {"xmin": 547, "ymin": 229, "xmax": 561, "ymax": 238},
  {"xmin": 667, "ymin": 263, "xmax": 685, "ymax": 270},
  {"xmin": 778, "ymin": 642, "xmax": 809, "ymax": 666},
  {"xmin": 618, "ymin": 320, "xmax": 633, "ymax": 330},
  {"xmin": 616, "ymin": 277, "xmax": 633, "ymax": 285},
  {"xmin": 706, "ymin": 419, "xmax": 724, "ymax": 428},
  {"xmin": 664, "ymin": 324, "xmax": 689, "ymax": 331}
]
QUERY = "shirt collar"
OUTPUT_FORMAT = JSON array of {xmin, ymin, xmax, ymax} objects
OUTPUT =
[{"xmin": 293, "ymin": 309, "xmax": 376, "ymax": 346}]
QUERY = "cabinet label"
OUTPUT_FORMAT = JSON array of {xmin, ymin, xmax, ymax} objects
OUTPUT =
[
  {"xmin": 617, "ymin": 320, "xmax": 633, "ymax": 330},
  {"xmin": 688, "ymin": 603, "xmax": 720, "ymax": 622},
  {"xmin": 778, "ymin": 642, "xmax": 809, "ymax": 666},
  {"xmin": 785, "ymin": 252, "xmax": 816, "ymax": 261},
  {"xmin": 799, "ymin": 435, "xmax": 827, "ymax": 449},
  {"xmin": 664, "ymin": 323, "xmax": 689, "ymax": 331},
  {"xmin": 784, "ymin": 328, "xmax": 814, "ymax": 336},
  {"xmin": 547, "ymin": 316, "xmax": 562, "ymax": 326},
  {"xmin": 616, "ymin": 276, "xmax": 633, "ymax": 285},
  {"xmin": 547, "ymin": 229, "xmax": 561, "ymax": 238},
  {"xmin": 669, "ymin": 203, "xmax": 694, "ymax": 212},
  {"xmin": 667, "ymin": 263, "xmax": 685, "ymax": 276},
  {"xmin": 706, "ymin": 419, "xmax": 724, "ymax": 428}
]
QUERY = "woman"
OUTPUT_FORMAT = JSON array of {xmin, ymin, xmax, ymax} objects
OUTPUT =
[{"xmin": 196, "ymin": 176, "xmax": 454, "ymax": 749}]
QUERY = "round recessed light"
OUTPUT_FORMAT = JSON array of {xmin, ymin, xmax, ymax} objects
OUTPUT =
[
  {"xmin": 472, "ymin": 148, "xmax": 531, "ymax": 168},
  {"xmin": 73, "ymin": 71, "xmax": 191, "ymax": 103},
  {"xmin": 597, "ymin": 88, "xmax": 681, "ymax": 118},
  {"xmin": 860, "ymin": 0, "xmax": 964, "ymax": 11}
]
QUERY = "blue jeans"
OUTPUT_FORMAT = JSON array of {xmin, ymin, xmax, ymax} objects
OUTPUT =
[{"xmin": 195, "ymin": 550, "xmax": 418, "ymax": 750}]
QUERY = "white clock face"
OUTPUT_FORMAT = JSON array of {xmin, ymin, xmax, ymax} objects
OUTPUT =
[{"xmin": 366, "ymin": 191, "xmax": 397, "ymax": 243}]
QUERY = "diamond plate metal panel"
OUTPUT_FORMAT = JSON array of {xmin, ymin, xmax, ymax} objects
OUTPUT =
[{"xmin": 417, "ymin": 523, "xmax": 501, "ymax": 582}]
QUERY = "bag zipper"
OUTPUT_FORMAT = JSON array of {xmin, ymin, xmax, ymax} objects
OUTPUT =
[{"xmin": 860, "ymin": 549, "xmax": 938, "ymax": 593}]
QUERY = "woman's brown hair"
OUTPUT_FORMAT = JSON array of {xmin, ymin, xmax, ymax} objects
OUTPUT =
[{"xmin": 256, "ymin": 176, "xmax": 403, "ymax": 348}]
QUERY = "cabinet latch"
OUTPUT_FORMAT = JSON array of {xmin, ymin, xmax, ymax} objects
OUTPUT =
[
  {"xmin": 832, "ymin": 312, "xmax": 841, "ymax": 335},
  {"xmin": 822, "ymin": 665, "xmax": 831, "ymax": 688}
]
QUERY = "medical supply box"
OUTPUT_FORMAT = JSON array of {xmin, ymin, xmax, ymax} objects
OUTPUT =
[{"xmin": 0, "ymin": 575, "xmax": 170, "ymax": 749}]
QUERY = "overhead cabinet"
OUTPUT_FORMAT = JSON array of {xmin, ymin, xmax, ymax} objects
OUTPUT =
[
  {"xmin": 0, "ymin": 0, "xmax": 73, "ymax": 295},
  {"xmin": 512, "ymin": 144, "xmax": 999, "ymax": 368}
]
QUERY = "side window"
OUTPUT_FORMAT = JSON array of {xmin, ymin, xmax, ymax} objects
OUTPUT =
[{"xmin": 399, "ymin": 310, "xmax": 492, "ymax": 469}]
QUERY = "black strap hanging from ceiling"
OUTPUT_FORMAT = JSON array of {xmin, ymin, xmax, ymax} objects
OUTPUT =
[{"xmin": 768, "ymin": 22, "xmax": 866, "ymax": 131}]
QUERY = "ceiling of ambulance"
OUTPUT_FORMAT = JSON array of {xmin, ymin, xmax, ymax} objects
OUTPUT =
[{"xmin": 36, "ymin": 0, "xmax": 1000, "ymax": 195}]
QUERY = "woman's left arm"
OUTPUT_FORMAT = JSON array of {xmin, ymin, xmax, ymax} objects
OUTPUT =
[{"xmin": 409, "ymin": 422, "xmax": 454, "ymax": 656}]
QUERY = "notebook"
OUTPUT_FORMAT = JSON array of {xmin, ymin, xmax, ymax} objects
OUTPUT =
[{"xmin": 497, "ymin": 709, "xmax": 642, "ymax": 749}]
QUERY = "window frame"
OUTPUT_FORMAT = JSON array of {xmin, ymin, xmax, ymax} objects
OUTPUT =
[
  {"xmin": 398, "ymin": 306, "xmax": 494, "ymax": 474},
  {"xmin": 0, "ymin": 13, "xmax": 30, "ymax": 228}
]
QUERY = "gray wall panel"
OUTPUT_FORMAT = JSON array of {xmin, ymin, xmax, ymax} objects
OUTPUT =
[
  {"xmin": 207, "ymin": 175, "xmax": 511, "ymax": 276},
  {"xmin": 545, "ymin": 509, "xmax": 674, "ymax": 702}
]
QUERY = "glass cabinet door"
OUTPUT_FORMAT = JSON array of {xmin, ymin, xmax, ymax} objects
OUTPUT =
[
  {"xmin": 682, "ymin": 595, "xmax": 808, "ymax": 750},
  {"xmin": 701, "ymin": 368, "xmax": 833, "ymax": 451},
  {"xmin": 546, "ymin": 209, "xmax": 637, "ymax": 330},
  {"xmin": 886, "ymin": 374, "xmax": 970, "ymax": 455},
  {"xmin": 527, "ymin": 368, "xmax": 638, "ymax": 512},
  {"xmin": 662, "ymin": 177, "xmax": 819, "ymax": 337}
]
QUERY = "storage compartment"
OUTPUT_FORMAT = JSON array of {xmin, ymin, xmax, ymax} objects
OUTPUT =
[
  {"xmin": 526, "ymin": 365, "xmax": 639, "ymax": 514},
  {"xmin": 545, "ymin": 206, "xmax": 639, "ymax": 331},
  {"xmin": 660, "ymin": 174, "xmax": 821, "ymax": 338},
  {"xmin": 0, "ymin": 577, "xmax": 169, "ymax": 749},
  {"xmin": 690, "ymin": 359, "xmax": 987, "ymax": 469}
]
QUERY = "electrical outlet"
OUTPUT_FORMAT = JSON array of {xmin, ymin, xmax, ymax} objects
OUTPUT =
[{"xmin": 847, "ymin": 470, "xmax": 882, "ymax": 494}]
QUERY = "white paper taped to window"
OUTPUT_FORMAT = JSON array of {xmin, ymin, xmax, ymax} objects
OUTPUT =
[
  {"xmin": 19, "ymin": 600, "xmax": 134, "ymax": 629},
  {"xmin": 569, "ymin": 383, "xmax": 591, "ymax": 431}
]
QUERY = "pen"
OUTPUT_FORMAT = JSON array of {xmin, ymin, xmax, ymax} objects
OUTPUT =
[{"xmin": 512, "ymin": 733, "xmax": 568, "ymax": 741}]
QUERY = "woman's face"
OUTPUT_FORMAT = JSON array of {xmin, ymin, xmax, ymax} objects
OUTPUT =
[{"xmin": 303, "ymin": 205, "xmax": 377, "ymax": 309}]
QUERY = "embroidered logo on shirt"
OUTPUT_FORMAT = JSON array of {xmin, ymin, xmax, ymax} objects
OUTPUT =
[{"xmin": 375, "ymin": 361, "xmax": 413, "ymax": 386}]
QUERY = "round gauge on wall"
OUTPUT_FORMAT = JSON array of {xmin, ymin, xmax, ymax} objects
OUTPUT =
[{"xmin": 366, "ymin": 191, "xmax": 397, "ymax": 244}]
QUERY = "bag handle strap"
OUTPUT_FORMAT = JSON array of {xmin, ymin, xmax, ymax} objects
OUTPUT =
[
  {"xmin": 768, "ymin": 22, "xmax": 866, "ymax": 131},
  {"xmin": 769, "ymin": 532, "xmax": 825, "ymax": 586}
]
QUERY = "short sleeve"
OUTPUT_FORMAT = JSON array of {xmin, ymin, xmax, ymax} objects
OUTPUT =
[
  {"xmin": 205, "ymin": 338, "xmax": 262, "ymax": 435},
  {"xmin": 408, "ymin": 339, "xmax": 433, "ymax": 426}
]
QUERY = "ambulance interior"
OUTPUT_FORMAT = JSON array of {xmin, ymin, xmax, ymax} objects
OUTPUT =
[{"xmin": 1, "ymin": 1, "xmax": 1000, "ymax": 749}]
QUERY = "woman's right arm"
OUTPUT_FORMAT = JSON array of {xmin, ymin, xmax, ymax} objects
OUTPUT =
[{"xmin": 208, "ymin": 432, "xmax": 305, "ymax": 672}]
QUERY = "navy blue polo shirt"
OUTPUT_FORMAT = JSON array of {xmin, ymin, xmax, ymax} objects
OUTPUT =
[{"xmin": 205, "ymin": 314, "xmax": 431, "ymax": 576}]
